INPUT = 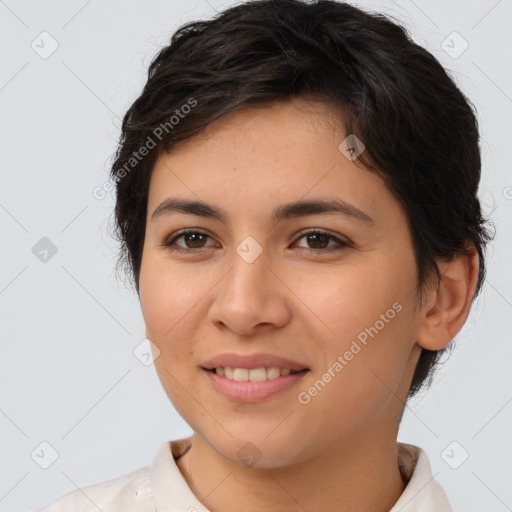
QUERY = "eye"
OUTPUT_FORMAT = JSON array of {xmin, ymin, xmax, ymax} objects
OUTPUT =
[
  {"xmin": 160, "ymin": 229, "xmax": 216, "ymax": 252},
  {"xmin": 160, "ymin": 228, "xmax": 350, "ymax": 254},
  {"xmin": 293, "ymin": 229, "xmax": 351, "ymax": 252}
]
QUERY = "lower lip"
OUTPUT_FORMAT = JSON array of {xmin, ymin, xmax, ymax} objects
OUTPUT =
[{"xmin": 202, "ymin": 368, "xmax": 309, "ymax": 403}]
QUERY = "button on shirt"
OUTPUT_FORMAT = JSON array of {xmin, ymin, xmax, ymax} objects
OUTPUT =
[{"xmin": 33, "ymin": 437, "xmax": 453, "ymax": 511}]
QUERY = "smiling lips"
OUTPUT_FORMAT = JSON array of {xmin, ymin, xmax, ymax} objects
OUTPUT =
[
  {"xmin": 204, "ymin": 367, "xmax": 309, "ymax": 402},
  {"xmin": 201, "ymin": 352, "xmax": 310, "ymax": 373},
  {"xmin": 201, "ymin": 352, "xmax": 310, "ymax": 402},
  {"xmin": 212, "ymin": 367, "xmax": 298, "ymax": 381}
]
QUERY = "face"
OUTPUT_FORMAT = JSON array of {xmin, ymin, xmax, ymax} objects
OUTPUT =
[{"xmin": 139, "ymin": 97, "xmax": 424, "ymax": 467}]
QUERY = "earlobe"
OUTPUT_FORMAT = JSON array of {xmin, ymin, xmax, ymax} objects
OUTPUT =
[{"xmin": 416, "ymin": 246, "xmax": 479, "ymax": 351}]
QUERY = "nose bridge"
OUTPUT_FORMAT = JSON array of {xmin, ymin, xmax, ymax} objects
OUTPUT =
[
  {"xmin": 210, "ymin": 235, "xmax": 287, "ymax": 333},
  {"xmin": 228, "ymin": 236, "xmax": 271, "ymax": 301}
]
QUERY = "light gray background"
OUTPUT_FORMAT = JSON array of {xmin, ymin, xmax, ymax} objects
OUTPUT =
[{"xmin": 0, "ymin": 1, "xmax": 510, "ymax": 511}]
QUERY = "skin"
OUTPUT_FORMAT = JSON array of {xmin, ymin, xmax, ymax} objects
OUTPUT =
[{"xmin": 138, "ymin": 96, "xmax": 479, "ymax": 512}]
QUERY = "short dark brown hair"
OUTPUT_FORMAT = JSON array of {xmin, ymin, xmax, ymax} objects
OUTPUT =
[{"xmin": 108, "ymin": 0, "xmax": 494, "ymax": 400}]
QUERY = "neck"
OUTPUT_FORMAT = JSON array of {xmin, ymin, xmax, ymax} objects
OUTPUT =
[{"xmin": 176, "ymin": 430, "xmax": 407, "ymax": 512}]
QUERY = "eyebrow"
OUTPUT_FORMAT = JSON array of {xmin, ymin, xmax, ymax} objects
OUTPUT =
[{"xmin": 151, "ymin": 197, "xmax": 375, "ymax": 226}]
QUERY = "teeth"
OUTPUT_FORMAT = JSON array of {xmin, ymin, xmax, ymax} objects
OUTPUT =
[{"xmin": 214, "ymin": 367, "xmax": 296, "ymax": 381}]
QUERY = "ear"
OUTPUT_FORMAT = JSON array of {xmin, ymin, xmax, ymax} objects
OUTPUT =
[{"xmin": 416, "ymin": 244, "xmax": 480, "ymax": 351}]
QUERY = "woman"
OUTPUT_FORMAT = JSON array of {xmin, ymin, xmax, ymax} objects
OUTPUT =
[{"xmin": 35, "ymin": 0, "xmax": 493, "ymax": 510}]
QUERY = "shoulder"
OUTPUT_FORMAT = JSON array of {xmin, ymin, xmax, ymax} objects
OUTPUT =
[{"xmin": 33, "ymin": 465, "xmax": 154, "ymax": 512}]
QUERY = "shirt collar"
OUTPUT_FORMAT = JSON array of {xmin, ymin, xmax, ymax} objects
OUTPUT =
[
  {"xmin": 390, "ymin": 442, "xmax": 453, "ymax": 511},
  {"xmin": 149, "ymin": 437, "xmax": 453, "ymax": 512},
  {"xmin": 149, "ymin": 436, "xmax": 204, "ymax": 512}
]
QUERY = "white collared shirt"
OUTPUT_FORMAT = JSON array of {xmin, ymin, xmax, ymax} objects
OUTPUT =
[{"xmin": 33, "ymin": 437, "xmax": 453, "ymax": 511}]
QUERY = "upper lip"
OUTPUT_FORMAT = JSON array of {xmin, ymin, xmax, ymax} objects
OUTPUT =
[{"xmin": 201, "ymin": 353, "xmax": 310, "ymax": 371}]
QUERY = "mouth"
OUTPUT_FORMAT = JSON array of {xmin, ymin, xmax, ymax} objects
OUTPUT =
[
  {"xmin": 201, "ymin": 352, "xmax": 310, "ymax": 375},
  {"xmin": 202, "ymin": 367, "xmax": 307, "ymax": 379},
  {"xmin": 204, "ymin": 368, "xmax": 304, "ymax": 372},
  {"xmin": 202, "ymin": 367, "xmax": 310, "ymax": 402}
]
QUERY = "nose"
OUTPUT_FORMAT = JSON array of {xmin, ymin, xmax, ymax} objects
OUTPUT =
[{"xmin": 207, "ymin": 245, "xmax": 291, "ymax": 336}]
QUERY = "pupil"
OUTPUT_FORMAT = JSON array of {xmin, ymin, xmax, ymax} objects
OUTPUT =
[
  {"xmin": 187, "ymin": 233, "xmax": 204, "ymax": 247},
  {"xmin": 308, "ymin": 234, "xmax": 327, "ymax": 248}
]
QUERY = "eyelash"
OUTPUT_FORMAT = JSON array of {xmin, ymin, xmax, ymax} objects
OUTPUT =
[{"xmin": 160, "ymin": 228, "xmax": 351, "ymax": 254}]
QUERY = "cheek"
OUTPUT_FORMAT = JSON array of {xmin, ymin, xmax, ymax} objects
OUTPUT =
[
  {"xmin": 139, "ymin": 256, "xmax": 213, "ymax": 377},
  {"xmin": 299, "ymin": 257, "xmax": 408, "ymax": 337},
  {"xmin": 139, "ymin": 263, "xmax": 198, "ymax": 402},
  {"xmin": 139, "ymin": 255, "xmax": 196, "ymax": 337},
  {"xmin": 298, "ymin": 258, "xmax": 416, "ymax": 394}
]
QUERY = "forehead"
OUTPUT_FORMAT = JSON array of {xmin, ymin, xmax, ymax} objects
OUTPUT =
[
  {"xmin": 150, "ymin": 98, "xmax": 354, "ymax": 184},
  {"xmin": 146, "ymin": 97, "xmax": 402, "ymax": 229},
  {"xmin": 166, "ymin": 96, "xmax": 349, "ymax": 155}
]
